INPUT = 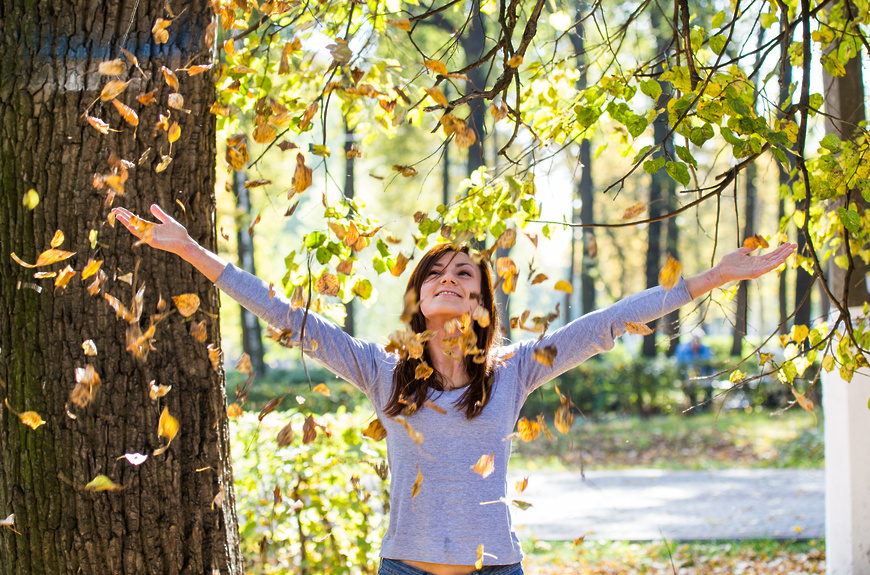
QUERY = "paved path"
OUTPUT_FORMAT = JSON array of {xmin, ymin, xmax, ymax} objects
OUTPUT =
[{"xmin": 507, "ymin": 469, "xmax": 824, "ymax": 541}]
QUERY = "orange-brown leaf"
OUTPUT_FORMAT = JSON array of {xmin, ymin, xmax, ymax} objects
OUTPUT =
[
  {"xmin": 99, "ymin": 59, "xmax": 125, "ymax": 75},
  {"xmin": 471, "ymin": 453, "xmax": 495, "ymax": 478},
  {"xmin": 292, "ymin": 153, "xmax": 312, "ymax": 193},
  {"xmin": 190, "ymin": 319, "xmax": 207, "ymax": 342},
  {"xmin": 158, "ymin": 406, "xmax": 179, "ymax": 441},
  {"xmin": 362, "ymin": 418, "xmax": 388, "ymax": 441},
  {"xmin": 743, "ymin": 234, "xmax": 770, "ymax": 249},
  {"xmin": 258, "ymin": 397, "xmax": 283, "ymax": 421},
  {"xmin": 235, "ymin": 353, "xmax": 252, "ymax": 374},
  {"xmin": 312, "ymin": 383, "xmax": 331, "ymax": 397},
  {"xmin": 100, "ymin": 80, "xmax": 130, "ymax": 101},
  {"xmin": 659, "ymin": 256, "xmax": 682, "ymax": 290},
  {"xmin": 424, "ymin": 59, "xmax": 448, "ymax": 75},
  {"xmin": 517, "ymin": 417, "xmax": 540, "ymax": 442},
  {"xmin": 277, "ymin": 422, "xmax": 294, "ymax": 447},
  {"xmin": 172, "ymin": 293, "xmax": 200, "ymax": 317},
  {"xmin": 112, "ymin": 99, "xmax": 139, "ymax": 127},
  {"xmin": 624, "ymin": 321, "xmax": 653, "ymax": 335},
  {"xmin": 315, "ymin": 273, "xmax": 340, "ymax": 297},
  {"xmin": 160, "ymin": 66, "xmax": 179, "ymax": 90},
  {"xmin": 411, "ymin": 464, "xmax": 423, "ymax": 498},
  {"xmin": 532, "ymin": 345, "xmax": 557, "ymax": 367},
  {"xmin": 19, "ymin": 411, "xmax": 46, "ymax": 430},
  {"xmin": 622, "ymin": 202, "xmax": 646, "ymax": 220}
]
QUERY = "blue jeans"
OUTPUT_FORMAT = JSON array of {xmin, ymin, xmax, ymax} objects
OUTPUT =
[{"xmin": 378, "ymin": 558, "xmax": 523, "ymax": 575}]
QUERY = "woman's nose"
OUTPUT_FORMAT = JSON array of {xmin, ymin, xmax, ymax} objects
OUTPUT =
[{"xmin": 440, "ymin": 274, "xmax": 457, "ymax": 284}]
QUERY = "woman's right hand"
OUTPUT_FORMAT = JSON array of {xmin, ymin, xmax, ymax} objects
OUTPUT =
[{"xmin": 113, "ymin": 204, "xmax": 194, "ymax": 256}]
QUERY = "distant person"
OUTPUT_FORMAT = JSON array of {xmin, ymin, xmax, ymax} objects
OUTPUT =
[
  {"xmin": 676, "ymin": 334, "xmax": 714, "ymax": 411},
  {"xmin": 114, "ymin": 204, "xmax": 795, "ymax": 575}
]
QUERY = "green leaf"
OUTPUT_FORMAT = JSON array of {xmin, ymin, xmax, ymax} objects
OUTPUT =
[
  {"xmin": 665, "ymin": 161, "xmax": 691, "ymax": 186},
  {"xmin": 778, "ymin": 361, "xmax": 797, "ymax": 384},
  {"xmin": 22, "ymin": 189, "xmax": 39, "ymax": 210},
  {"xmin": 305, "ymin": 231, "xmax": 327, "ymax": 249},
  {"xmin": 315, "ymin": 247, "xmax": 331, "ymax": 265},
  {"xmin": 720, "ymin": 126, "xmax": 743, "ymax": 146},
  {"xmin": 676, "ymin": 145, "xmax": 698, "ymax": 168},
  {"xmin": 643, "ymin": 157, "xmax": 666, "ymax": 175},
  {"xmin": 689, "ymin": 124, "xmax": 715, "ymax": 147},
  {"xmin": 820, "ymin": 354, "xmax": 834, "ymax": 373},
  {"xmin": 837, "ymin": 206, "xmax": 862, "ymax": 233},
  {"xmin": 709, "ymin": 34, "xmax": 727, "ymax": 55},
  {"xmin": 625, "ymin": 115, "xmax": 648, "ymax": 139},
  {"xmin": 376, "ymin": 239, "xmax": 390, "ymax": 258},
  {"xmin": 822, "ymin": 53, "xmax": 846, "ymax": 77},
  {"xmin": 309, "ymin": 144, "xmax": 331, "ymax": 157},
  {"xmin": 372, "ymin": 257, "xmax": 387, "ymax": 275},
  {"xmin": 351, "ymin": 279, "xmax": 373, "ymax": 300},
  {"xmin": 760, "ymin": 12, "xmax": 777, "ymax": 28},
  {"xmin": 809, "ymin": 93, "xmax": 824, "ymax": 112},
  {"xmin": 712, "ymin": 11, "xmax": 725, "ymax": 29},
  {"xmin": 820, "ymin": 134, "xmax": 842, "ymax": 153},
  {"xmin": 640, "ymin": 79, "xmax": 662, "ymax": 103}
]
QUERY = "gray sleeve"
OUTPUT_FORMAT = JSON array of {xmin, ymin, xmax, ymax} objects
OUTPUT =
[
  {"xmin": 215, "ymin": 263, "xmax": 389, "ymax": 394},
  {"xmin": 507, "ymin": 279, "xmax": 694, "ymax": 395}
]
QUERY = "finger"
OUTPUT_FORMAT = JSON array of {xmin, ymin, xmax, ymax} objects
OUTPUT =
[{"xmin": 150, "ymin": 203, "xmax": 172, "ymax": 224}]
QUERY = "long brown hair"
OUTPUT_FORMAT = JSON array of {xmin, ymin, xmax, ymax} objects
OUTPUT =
[{"xmin": 385, "ymin": 243, "xmax": 501, "ymax": 419}]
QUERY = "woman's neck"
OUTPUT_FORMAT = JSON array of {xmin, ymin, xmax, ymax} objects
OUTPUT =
[{"xmin": 426, "ymin": 324, "xmax": 469, "ymax": 390}]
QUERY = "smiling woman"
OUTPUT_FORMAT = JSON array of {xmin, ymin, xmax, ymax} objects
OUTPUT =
[{"xmin": 112, "ymin": 204, "xmax": 795, "ymax": 575}]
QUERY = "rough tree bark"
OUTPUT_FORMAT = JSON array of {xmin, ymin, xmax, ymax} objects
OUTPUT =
[{"xmin": 0, "ymin": 2, "xmax": 242, "ymax": 574}]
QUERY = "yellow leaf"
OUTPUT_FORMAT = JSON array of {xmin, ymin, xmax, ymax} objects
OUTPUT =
[
  {"xmin": 99, "ymin": 59, "xmax": 125, "ymax": 75},
  {"xmin": 387, "ymin": 18, "xmax": 411, "ymax": 31},
  {"xmin": 149, "ymin": 382, "xmax": 171, "ymax": 400},
  {"xmin": 554, "ymin": 280, "xmax": 573, "ymax": 293},
  {"xmin": 472, "ymin": 307, "xmax": 490, "ymax": 328},
  {"xmin": 50, "ymin": 230, "xmax": 64, "ymax": 248},
  {"xmin": 517, "ymin": 417, "xmax": 540, "ymax": 442},
  {"xmin": 227, "ymin": 403, "xmax": 243, "ymax": 418},
  {"xmin": 659, "ymin": 256, "xmax": 682, "ymax": 290},
  {"xmin": 54, "ymin": 265, "xmax": 76, "ymax": 288},
  {"xmin": 424, "ymin": 87, "xmax": 448, "ymax": 107},
  {"xmin": 292, "ymin": 153, "xmax": 312, "ymax": 193},
  {"xmin": 309, "ymin": 144, "xmax": 331, "ymax": 157},
  {"xmin": 137, "ymin": 90, "xmax": 157, "ymax": 106},
  {"xmin": 792, "ymin": 324, "xmax": 809, "ymax": 344},
  {"xmin": 81, "ymin": 259, "xmax": 103, "ymax": 280},
  {"xmin": 112, "ymin": 99, "xmax": 139, "ymax": 127},
  {"xmin": 85, "ymin": 475, "xmax": 123, "ymax": 491},
  {"xmin": 507, "ymin": 54, "xmax": 523, "ymax": 67},
  {"xmin": 392, "ymin": 165, "xmax": 417, "ymax": 177},
  {"xmin": 158, "ymin": 406, "xmax": 179, "ymax": 441},
  {"xmin": 312, "ymin": 383, "xmax": 331, "ymax": 397},
  {"xmin": 172, "ymin": 293, "xmax": 200, "ymax": 317},
  {"xmin": 411, "ymin": 464, "xmax": 423, "ymax": 498},
  {"xmin": 821, "ymin": 355, "xmax": 835, "ymax": 372},
  {"xmin": 22, "ymin": 189, "xmax": 39, "ymax": 210},
  {"xmin": 792, "ymin": 388, "xmax": 815, "ymax": 413},
  {"xmin": 167, "ymin": 121, "xmax": 181, "ymax": 144},
  {"xmin": 235, "ymin": 353, "xmax": 252, "ymax": 374},
  {"xmin": 554, "ymin": 385, "xmax": 576, "ymax": 434},
  {"xmin": 100, "ymin": 80, "xmax": 130, "ymax": 101},
  {"xmin": 160, "ymin": 66, "xmax": 179, "ymax": 90},
  {"xmin": 19, "ymin": 411, "xmax": 46, "ymax": 429},
  {"xmin": 362, "ymin": 418, "xmax": 388, "ymax": 441},
  {"xmin": 87, "ymin": 116, "xmax": 111, "ymax": 134},
  {"xmin": 152, "ymin": 18, "xmax": 171, "ymax": 44},
  {"xmin": 424, "ymin": 59, "xmax": 448, "ymax": 75},
  {"xmin": 207, "ymin": 344, "xmax": 221, "ymax": 371},
  {"xmin": 414, "ymin": 362, "xmax": 434, "ymax": 380},
  {"xmin": 476, "ymin": 544, "xmax": 485, "ymax": 570},
  {"xmin": 11, "ymin": 249, "xmax": 76, "ymax": 269},
  {"xmin": 515, "ymin": 477, "xmax": 528, "ymax": 493},
  {"xmin": 624, "ymin": 321, "xmax": 653, "ymax": 335},
  {"xmin": 186, "ymin": 64, "xmax": 212, "ymax": 76},
  {"xmin": 622, "ymin": 202, "xmax": 646, "ymax": 220},
  {"xmin": 395, "ymin": 416, "xmax": 424, "ymax": 444},
  {"xmin": 424, "ymin": 401, "xmax": 447, "ymax": 414},
  {"xmin": 253, "ymin": 123, "xmax": 277, "ymax": 144},
  {"xmin": 471, "ymin": 453, "xmax": 495, "ymax": 478},
  {"xmin": 743, "ymin": 234, "xmax": 770, "ymax": 249},
  {"xmin": 532, "ymin": 345, "xmax": 557, "ymax": 366},
  {"xmin": 454, "ymin": 123, "xmax": 477, "ymax": 148},
  {"xmin": 82, "ymin": 339, "xmax": 98, "ymax": 356}
]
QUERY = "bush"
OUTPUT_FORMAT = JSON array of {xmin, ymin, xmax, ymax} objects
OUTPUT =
[{"xmin": 232, "ymin": 406, "xmax": 389, "ymax": 574}]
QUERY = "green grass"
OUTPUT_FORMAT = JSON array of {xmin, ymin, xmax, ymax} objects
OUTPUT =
[{"xmin": 511, "ymin": 409, "xmax": 824, "ymax": 472}]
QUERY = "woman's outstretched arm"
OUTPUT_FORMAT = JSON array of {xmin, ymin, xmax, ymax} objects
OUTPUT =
[
  {"xmin": 112, "ymin": 204, "xmax": 228, "ymax": 283},
  {"xmin": 684, "ymin": 243, "xmax": 797, "ymax": 299}
]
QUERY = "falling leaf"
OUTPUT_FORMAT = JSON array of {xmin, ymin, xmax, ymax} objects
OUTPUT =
[
  {"xmin": 424, "ymin": 87, "xmax": 448, "ymax": 107},
  {"xmin": 554, "ymin": 280, "xmax": 573, "ymax": 293},
  {"xmin": 471, "ymin": 453, "xmax": 495, "ymax": 478},
  {"xmin": 82, "ymin": 339, "xmax": 98, "ymax": 356},
  {"xmin": 496, "ymin": 228, "xmax": 516, "ymax": 249},
  {"xmin": 172, "ymin": 293, "xmax": 200, "ymax": 317},
  {"xmin": 54, "ymin": 265, "xmax": 75, "ymax": 288},
  {"xmin": 511, "ymin": 499, "xmax": 533, "ymax": 510},
  {"xmin": 516, "ymin": 417, "xmax": 540, "ymax": 442},
  {"xmin": 49, "ymin": 230, "xmax": 64, "ymax": 248},
  {"xmin": 149, "ymin": 382, "xmax": 171, "ymax": 400},
  {"xmin": 167, "ymin": 93, "xmax": 186, "ymax": 111},
  {"xmin": 476, "ymin": 544, "xmax": 485, "ymax": 570},
  {"xmin": 70, "ymin": 365, "xmax": 102, "ymax": 408},
  {"xmin": 277, "ymin": 422, "xmax": 294, "ymax": 447},
  {"xmin": 472, "ymin": 307, "xmax": 491, "ymax": 328},
  {"xmin": 424, "ymin": 401, "xmax": 447, "ymax": 415},
  {"xmin": 336, "ymin": 258, "xmax": 354, "ymax": 275},
  {"xmin": 292, "ymin": 153, "xmax": 312, "ymax": 193},
  {"xmin": 160, "ymin": 66, "xmax": 179, "ymax": 90},
  {"xmin": 81, "ymin": 259, "xmax": 103, "ymax": 280},
  {"xmin": 185, "ymin": 319, "xmax": 206, "ymax": 342},
  {"xmin": 207, "ymin": 344, "xmax": 221, "ymax": 371},
  {"xmin": 395, "ymin": 416, "xmax": 424, "ymax": 444},
  {"xmin": 158, "ymin": 407, "xmax": 179, "ymax": 441},
  {"xmin": 392, "ymin": 165, "xmax": 417, "ymax": 178},
  {"xmin": 490, "ymin": 101, "xmax": 509, "ymax": 122},
  {"xmin": 138, "ymin": 90, "xmax": 157, "ymax": 106},
  {"xmin": 554, "ymin": 385, "xmax": 576, "ymax": 434},
  {"xmin": 100, "ymin": 80, "xmax": 130, "ymax": 101},
  {"xmin": 87, "ymin": 116, "xmax": 111, "ymax": 134},
  {"xmin": 743, "ymin": 234, "xmax": 770, "ymax": 249},
  {"xmin": 211, "ymin": 485, "xmax": 224, "ymax": 510},
  {"xmin": 302, "ymin": 415, "xmax": 318, "ymax": 444},
  {"xmin": 411, "ymin": 464, "xmax": 423, "ymax": 498},
  {"xmin": 391, "ymin": 253, "xmax": 410, "ymax": 277},
  {"xmin": 622, "ymin": 203, "xmax": 646, "ymax": 220},
  {"xmin": 19, "ymin": 411, "xmax": 46, "ymax": 429},
  {"xmin": 33, "ymin": 271, "xmax": 56, "ymax": 279},
  {"xmin": 186, "ymin": 64, "xmax": 211, "ymax": 76},
  {"xmin": 624, "ymin": 321, "xmax": 653, "ymax": 335},
  {"xmin": 167, "ymin": 121, "xmax": 181, "ymax": 144},
  {"xmin": 253, "ymin": 123, "xmax": 277, "ymax": 144},
  {"xmin": 454, "ymin": 123, "xmax": 477, "ymax": 148},
  {"xmin": 22, "ymin": 189, "xmax": 39, "ymax": 210},
  {"xmin": 387, "ymin": 18, "xmax": 411, "ymax": 31},
  {"xmin": 531, "ymin": 273, "xmax": 548, "ymax": 285},
  {"xmin": 515, "ymin": 477, "xmax": 528, "ymax": 493},
  {"xmin": 315, "ymin": 273, "xmax": 340, "ymax": 297},
  {"xmin": 584, "ymin": 232, "xmax": 598, "ymax": 258},
  {"xmin": 86, "ymin": 475, "xmax": 123, "ymax": 492},
  {"xmin": 87, "ymin": 270, "xmax": 108, "ymax": 296},
  {"xmin": 112, "ymin": 99, "xmax": 139, "ymax": 127},
  {"xmin": 532, "ymin": 345, "xmax": 557, "ymax": 367},
  {"xmin": 155, "ymin": 154, "xmax": 173, "ymax": 173},
  {"xmin": 99, "ymin": 59, "xmax": 125, "ymax": 75},
  {"xmin": 424, "ymin": 59, "xmax": 448, "ymax": 75},
  {"xmin": 507, "ymin": 54, "xmax": 523, "ymax": 67},
  {"xmin": 227, "ymin": 403, "xmax": 243, "ymax": 418},
  {"xmin": 258, "ymin": 398, "xmax": 283, "ymax": 421},
  {"xmin": 152, "ymin": 18, "xmax": 171, "ymax": 44},
  {"xmin": 414, "ymin": 362, "xmax": 434, "ymax": 380},
  {"xmin": 792, "ymin": 388, "xmax": 815, "ymax": 413},
  {"xmin": 659, "ymin": 256, "xmax": 682, "ymax": 290},
  {"xmin": 311, "ymin": 383, "xmax": 331, "ymax": 398},
  {"xmin": 536, "ymin": 413, "xmax": 554, "ymax": 440},
  {"xmin": 118, "ymin": 453, "xmax": 148, "ymax": 466},
  {"xmin": 362, "ymin": 418, "xmax": 388, "ymax": 441}
]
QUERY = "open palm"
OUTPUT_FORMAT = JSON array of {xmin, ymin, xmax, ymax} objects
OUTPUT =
[
  {"xmin": 112, "ymin": 204, "xmax": 192, "ymax": 256},
  {"xmin": 717, "ymin": 243, "xmax": 798, "ymax": 283}
]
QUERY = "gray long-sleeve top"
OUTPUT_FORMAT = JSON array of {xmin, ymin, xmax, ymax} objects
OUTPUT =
[{"xmin": 216, "ymin": 263, "xmax": 693, "ymax": 566}]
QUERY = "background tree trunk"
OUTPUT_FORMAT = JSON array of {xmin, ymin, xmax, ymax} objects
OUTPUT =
[
  {"xmin": 344, "ymin": 118, "xmax": 357, "ymax": 337},
  {"xmin": 0, "ymin": 2, "xmax": 242, "ymax": 574},
  {"xmin": 731, "ymin": 164, "xmax": 757, "ymax": 356},
  {"xmin": 234, "ymin": 171, "xmax": 266, "ymax": 376}
]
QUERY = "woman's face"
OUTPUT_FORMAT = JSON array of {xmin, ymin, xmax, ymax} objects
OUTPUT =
[{"xmin": 418, "ymin": 251, "xmax": 482, "ymax": 326}]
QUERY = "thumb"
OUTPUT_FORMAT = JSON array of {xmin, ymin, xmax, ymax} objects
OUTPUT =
[{"xmin": 150, "ymin": 203, "xmax": 172, "ymax": 223}]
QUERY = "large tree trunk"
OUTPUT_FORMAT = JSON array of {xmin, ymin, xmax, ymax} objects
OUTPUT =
[{"xmin": 0, "ymin": 2, "xmax": 242, "ymax": 574}]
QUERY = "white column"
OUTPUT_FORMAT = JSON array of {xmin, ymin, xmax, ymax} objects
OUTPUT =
[{"xmin": 824, "ymin": 308, "xmax": 870, "ymax": 575}]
